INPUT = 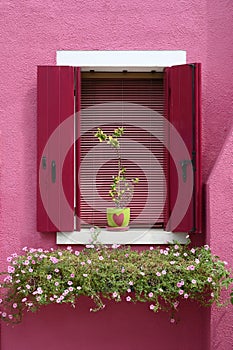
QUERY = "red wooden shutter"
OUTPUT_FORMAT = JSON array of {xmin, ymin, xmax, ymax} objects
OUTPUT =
[
  {"xmin": 37, "ymin": 66, "xmax": 75, "ymax": 232},
  {"xmin": 165, "ymin": 63, "xmax": 202, "ymax": 233}
]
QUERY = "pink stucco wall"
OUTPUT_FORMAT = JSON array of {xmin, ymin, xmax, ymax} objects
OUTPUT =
[{"xmin": 0, "ymin": 1, "xmax": 233, "ymax": 349}]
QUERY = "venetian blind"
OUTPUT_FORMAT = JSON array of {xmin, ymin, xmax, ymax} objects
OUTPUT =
[{"xmin": 80, "ymin": 73, "xmax": 166, "ymax": 228}]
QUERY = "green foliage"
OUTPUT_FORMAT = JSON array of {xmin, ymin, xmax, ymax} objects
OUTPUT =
[
  {"xmin": 94, "ymin": 127, "xmax": 139, "ymax": 208},
  {"xmin": 0, "ymin": 233, "xmax": 232, "ymax": 324}
]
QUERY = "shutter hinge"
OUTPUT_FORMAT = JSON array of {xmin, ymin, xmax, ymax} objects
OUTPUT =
[{"xmin": 189, "ymin": 63, "xmax": 196, "ymax": 69}]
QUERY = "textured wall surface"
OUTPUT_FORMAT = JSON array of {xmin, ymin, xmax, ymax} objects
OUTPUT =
[
  {"xmin": 0, "ymin": 0, "xmax": 233, "ymax": 349},
  {"xmin": 207, "ymin": 123, "xmax": 233, "ymax": 350}
]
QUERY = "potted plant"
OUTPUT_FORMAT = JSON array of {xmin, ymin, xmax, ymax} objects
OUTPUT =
[{"xmin": 95, "ymin": 127, "xmax": 139, "ymax": 230}]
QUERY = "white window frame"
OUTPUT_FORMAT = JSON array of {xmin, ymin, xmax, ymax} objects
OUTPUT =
[{"xmin": 56, "ymin": 50, "xmax": 188, "ymax": 245}]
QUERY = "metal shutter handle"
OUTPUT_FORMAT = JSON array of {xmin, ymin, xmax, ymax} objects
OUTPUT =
[
  {"xmin": 180, "ymin": 160, "xmax": 192, "ymax": 183},
  {"xmin": 51, "ymin": 160, "xmax": 56, "ymax": 183}
]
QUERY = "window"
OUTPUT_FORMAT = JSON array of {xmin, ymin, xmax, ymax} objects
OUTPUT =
[
  {"xmin": 37, "ymin": 51, "xmax": 202, "ymax": 244},
  {"xmin": 80, "ymin": 72, "xmax": 166, "ymax": 228}
]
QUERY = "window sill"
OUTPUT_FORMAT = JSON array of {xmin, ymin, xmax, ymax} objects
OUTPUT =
[{"xmin": 56, "ymin": 228, "xmax": 188, "ymax": 245}]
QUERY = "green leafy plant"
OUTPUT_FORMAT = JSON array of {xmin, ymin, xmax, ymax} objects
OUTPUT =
[
  {"xmin": 0, "ymin": 228, "xmax": 232, "ymax": 324},
  {"xmin": 95, "ymin": 127, "xmax": 139, "ymax": 208}
]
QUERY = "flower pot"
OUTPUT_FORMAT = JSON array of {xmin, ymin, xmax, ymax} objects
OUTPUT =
[{"xmin": 106, "ymin": 207, "xmax": 130, "ymax": 228}]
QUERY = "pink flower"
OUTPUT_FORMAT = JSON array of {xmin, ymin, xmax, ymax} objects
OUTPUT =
[
  {"xmin": 173, "ymin": 301, "xmax": 179, "ymax": 309},
  {"xmin": 8, "ymin": 266, "xmax": 15, "ymax": 274},
  {"xmin": 121, "ymin": 268, "xmax": 125, "ymax": 273},
  {"xmin": 83, "ymin": 274, "xmax": 88, "ymax": 277},
  {"xmin": 99, "ymin": 256, "xmax": 104, "ymax": 261},
  {"xmin": 129, "ymin": 281, "xmax": 133, "ymax": 286},
  {"xmin": 112, "ymin": 292, "xmax": 118, "ymax": 298},
  {"xmin": 156, "ymin": 272, "xmax": 161, "ymax": 277},
  {"xmin": 55, "ymin": 268, "xmax": 59, "ymax": 273},
  {"xmin": 58, "ymin": 252, "xmax": 63, "ymax": 256},
  {"xmin": 77, "ymin": 286, "xmax": 82, "ymax": 290},
  {"xmin": 112, "ymin": 244, "xmax": 120, "ymax": 249},
  {"xmin": 179, "ymin": 289, "xmax": 184, "ymax": 295},
  {"xmin": 184, "ymin": 294, "xmax": 189, "ymax": 299},
  {"xmin": 26, "ymin": 284, "xmax": 31, "ymax": 289},
  {"xmin": 191, "ymin": 248, "xmax": 195, "ymax": 254},
  {"xmin": 162, "ymin": 270, "xmax": 167, "ymax": 275},
  {"xmin": 195, "ymin": 259, "xmax": 200, "ymax": 264},
  {"xmin": 174, "ymin": 245, "xmax": 179, "ymax": 250},
  {"xmin": 183, "ymin": 253, "xmax": 188, "ymax": 257},
  {"xmin": 149, "ymin": 246, "xmax": 154, "ymax": 250},
  {"xmin": 13, "ymin": 303, "xmax": 17, "ymax": 309},
  {"xmin": 75, "ymin": 251, "xmax": 80, "ymax": 256},
  {"xmin": 87, "ymin": 260, "xmax": 92, "ymax": 264},
  {"xmin": 4, "ymin": 275, "xmax": 12, "ymax": 282},
  {"xmin": 170, "ymin": 261, "xmax": 175, "ymax": 265},
  {"xmin": 149, "ymin": 304, "xmax": 155, "ymax": 310},
  {"xmin": 191, "ymin": 279, "xmax": 197, "ymax": 284},
  {"xmin": 0, "ymin": 299, "xmax": 2, "ymax": 304},
  {"xmin": 28, "ymin": 268, "xmax": 33, "ymax": 272},
  {"xmin": 47, "ymin": 275, "xmax": 52, "ymax": 280},
  {"xmin": 67, "ymin": 246, "xmax": 72, "ymax": 251},
  {"xmin": 177, "ymin": 282, "xmax": 182, "ymax": 288},
  {"xmin": 8, "ymin": 315, "xmax": 13, "ymax": 320},
  {"xmin": 55, "ymin": 282, "xmax": 59, "ymax": 286},
  {"xmin": 50, "ymin": 257, "xmax": 59, "ymax": 264},
  {"xmin": 126, "ymin": 296, "xmax": 131, "ymax": 302},
  {"xmin": 148, "ymin": 292, "xmax": 153, "ymax": 298},
  {"xmin": 170, "ymin": 318, "xmax": 175, "ymax": 323},
  {"xmin": 69, "ymin": 287, "xmax": 73, "ymax": 292},
  {"xmin": 204, "ymin": 245, "xmax": 209, "ymax": 251},
  {"xmin": 125, "ymin": 254, "xmax": 129, "ymax": 258},
  {"xmin": 2, "ymin": 312, "xmax": 7, "ymax": 318},
  {"xmin": 86, "ymin": 244, "xmax": 94, "ymax": 249},
  {"xmin": 127, "ymin": 288, "xmax": 131, "ymax": 293},
  {"xmin": 68, "ymin": 281, "xmax": 73, "ymax": 285},
  {"xmin": 207, "ymin": 277, "xmax": 212, "ymax": 283},
  {"xmin": 81, "ymin": 262, "xmax": 85, "ymax": 266},
  {"xmin": 163, "ymin": 250, "xmax": 168, "ymax": 256},
  {"xmin": 22, "ymin": 298, "xmax": 27, "ymax": 302},
  {"xmin": 7, "ymin": 257, "xmax": 12, "ymax": 262}
]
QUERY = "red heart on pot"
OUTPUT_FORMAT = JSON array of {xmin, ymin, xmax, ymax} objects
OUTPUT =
[{"xmin": 113, "ymin": 213, "xmax": 124, "ymax": 226}]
